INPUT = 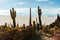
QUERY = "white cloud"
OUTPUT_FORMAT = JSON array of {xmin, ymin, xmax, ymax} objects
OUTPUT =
[
  {"xmin": 0, "ymin": 8, "xmax": 37, "ymax": 16},
  {"xmin": 15, "ymin": 8, "xmax": 37, "ymax": 16},
  {"xmin": 37, "ymin": 0, "xmax": 49, "ymax": 2},
  {"xmin": 42, "ymin": 8, "xmax": 60, "ymax": 14},
  {"xmin": 49, "ymin": 2, "xmax": 55, "ymax": 4},
  {"xmin": 0, "ymin": 8, "xmax": 60, "ymax": 16},
  {"xmin": 15, "ymin": 8, "xmax": 37, "ymax": 14},
  {"xmin": 15, "ymin": 8, "xmax": 60, "ymax": 16},
  {"xmin": 17, "ymin": 2, "xmax": 27, "ymax": 5},
  {"xmin": 0, "ymin": 9, "xmax": 9, "ymax": 15},
  {"xmin": 15, "ymin": 8, "xmax": 29, "ymax": 13}
]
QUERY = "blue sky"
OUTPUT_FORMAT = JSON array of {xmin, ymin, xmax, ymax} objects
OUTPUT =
[{"xmin": 0, "ymin": 0, "xmax": 60, "ymax": 17}]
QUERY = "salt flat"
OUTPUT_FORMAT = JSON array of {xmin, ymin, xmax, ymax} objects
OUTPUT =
[{"xmin": 0, "ymin": 16, "xmax": 57, "ymax": 26}]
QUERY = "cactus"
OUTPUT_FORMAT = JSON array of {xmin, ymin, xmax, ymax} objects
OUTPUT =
[
  {"xmin": 33, "ymin": 21, "xmax": 36, "ymax": 32},
  {"xmin": 33, "ymin": 21, "xmax": 35, "ymax": 29},
  {"xmin": 10, "ymin": 8, "xmax": 16, "ymax": 28},
  {"xmin": 38, "ymin": 6, "xmax": 42, "ymax": 29},
  {"xmin": 23, "ymin": 24, "xmax": 25, "ymax": 29},
  {"xmin": 36, "ymin": 18, "xmax": 40, "ymax": 31},
  {"xmin": 5, "ymin": 22, "xmax": 7, "ymax": 27},
  {"xmin": 29, "ymin": 8, "xmax": 32, "ymax": 26},
  {"xmin": 57, "ymin": 14, "xmax": 59, "ymax": 19},
  {"xmin": 17, "ymin": 23, "xmax": 19, "ymax": 27}
]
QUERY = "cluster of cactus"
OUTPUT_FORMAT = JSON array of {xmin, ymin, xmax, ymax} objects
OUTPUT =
[
  {"xmin": 38, "ymin": 6, "xmax": 42, "ymax": 29},
  {"xmin": 10, "ymin": 8, "xmax": 16, "ymax": 28}
]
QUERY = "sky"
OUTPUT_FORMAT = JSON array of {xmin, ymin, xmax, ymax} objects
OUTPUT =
[{"xmin": 0, "ymin": 0, "xmax": 60, "ymax": 17}]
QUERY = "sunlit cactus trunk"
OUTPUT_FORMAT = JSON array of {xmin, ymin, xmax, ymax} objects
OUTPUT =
[
  {"xmin": 10, "ymin": 8, "xmax": 16, "ymax": 28},
  {"xmin": 38, "ymin": 6, "xmax": 42, "ymax": 29}
]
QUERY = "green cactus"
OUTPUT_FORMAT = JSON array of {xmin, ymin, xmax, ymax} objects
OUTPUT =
[
  {"xmin": 29, "ymin": 8, "xmax": 31, "ymax": 26},
  {"xmin": 10, "ymin": 8, "xmax": 16, "ymax": 28},
  {"xmin": 38, "ymin": 6, "xmax": 42, "ymax": 29}
]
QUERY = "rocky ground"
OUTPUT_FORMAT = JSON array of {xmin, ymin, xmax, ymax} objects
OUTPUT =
[
  {"xmin": 29, "ymin": 33, "xmax": 53, "ymax": 40},
  {"xmin": 41, "ymin": 35, "xmax": 54, "ymax": 40},
  {"xmin": 0, "ymin": 28, "xmax": 54, "ymax": 40}
]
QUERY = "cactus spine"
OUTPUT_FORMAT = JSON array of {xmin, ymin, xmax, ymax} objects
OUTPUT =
[{"xmin": 10, "ymin": 8, "xmax": 16, "ymax": 28}]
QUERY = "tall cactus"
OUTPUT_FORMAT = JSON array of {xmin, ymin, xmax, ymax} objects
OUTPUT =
[
  {"xmin": 10, "ymin": 8, "xmax": 16, "ymax": 28},
  {"xmin": 29, "ymin": 8, "xmax": 32, "ymax": 26},
  {"xmin": 38, "ymin": 6, "xmax": 42, "ymax": 29}
]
